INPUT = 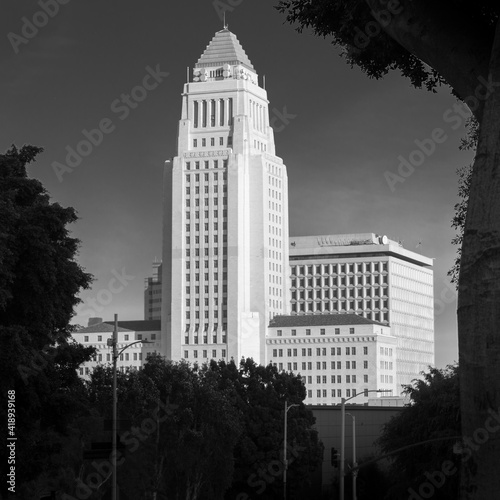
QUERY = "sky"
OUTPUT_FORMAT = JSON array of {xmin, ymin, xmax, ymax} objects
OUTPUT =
[{"xmin": 1, "ymin": 0, "xmax": 473, "ymax": 369}]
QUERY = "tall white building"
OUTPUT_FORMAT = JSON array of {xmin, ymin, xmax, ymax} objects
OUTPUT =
[
  {"xmin": 162, "ymin": 28, "xmax": 290, "ymax": 363},
  {"xmin": 288, "ymin": 233, "xmax": 434, "ymax": 390}
]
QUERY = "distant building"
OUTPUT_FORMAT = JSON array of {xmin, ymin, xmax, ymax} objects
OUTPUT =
[
  {"xmin": 161, "ymin": 27, "xmax": 290, "ymax": 364},
  {"xmin": 267, "ymin": 314, "xmax": 397, "ymax": 405},
  {"xmin": 144, "ymin": 261, "xmax": 162, "ymax": 320},
  {"xmin": 74, "ymin": 319, "xmax": 161, "ymax": 379},
  {"xmin": 288, "ymin": 233, "xmax": 434, "ymax": 390}
]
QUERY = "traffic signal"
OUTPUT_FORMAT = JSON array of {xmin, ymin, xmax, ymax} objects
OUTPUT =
[{"xmin": 331, "ymin": 447, "xmax": 340, "ymax": 467}]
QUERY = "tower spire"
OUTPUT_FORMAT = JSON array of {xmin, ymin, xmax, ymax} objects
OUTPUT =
[{"xmin": 223, "ymin": 11, "xmax": 228, "ymax": 30}]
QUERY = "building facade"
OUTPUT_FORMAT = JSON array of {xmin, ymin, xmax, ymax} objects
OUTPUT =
[
  {"xmin": 288, "ymin": 233, "xmax": 434, "ymax": 390},
  {"xmin": 162, "ymin": 28, "xmax": 290, "ymax": 363},
  {"xmin": 144, "ymin": 261, "xmax": 162, "ymax": 320},
  {"xmin": 267, "ymin": 314, "xmax": 398, "ymax": 405},
  {"xmin": 74, "ymin": 319, "xmax": 161, "ymax": 379}
]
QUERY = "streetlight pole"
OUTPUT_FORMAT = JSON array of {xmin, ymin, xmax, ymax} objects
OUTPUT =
[
  {"xmin": 283, "ymin": 400, "xmax": 299, "ymax": 500},
  {"xmin": 339, "ymin": 389, "xmax": 391, "ymax": 500},
  {"xmin": 112, "ymin": 315, "xmax": 117, "ymax": 500},
  {"xmin": 109, "ymin": 314, "xmax": 153, "ymax": 500},
  {"xmin": 346, "ymin": 413, "xmax": 357, "ymax": 500}
]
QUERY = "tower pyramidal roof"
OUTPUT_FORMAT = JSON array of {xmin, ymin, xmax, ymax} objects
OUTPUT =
[{"xmin": 195, "ymin": 28, "xmax": 255, "ymax": 71}]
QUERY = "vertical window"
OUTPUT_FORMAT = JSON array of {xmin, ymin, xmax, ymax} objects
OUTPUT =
[
  {"xmin": 210, "ymin": 99, "xmax": 216, "ymax": 126},
  {"xmin": 220, "ymin": 99, "xmax": 225, "ymax": 126},
  {"xmin": 193, "ymin": 101, "xmax": 199, "ymax": 128},
  {"xmin": 228, "ymin": 98, "xmax": 233, "ymax": 125},
  {"xmin": 202, "ymin": 100, "xmax": 207, "ymax": 127}
]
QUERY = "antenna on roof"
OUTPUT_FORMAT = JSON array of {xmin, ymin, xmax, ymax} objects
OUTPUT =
[{"xmin": 223, "ymin": 12, "xmax": 228, "ymax": 30}]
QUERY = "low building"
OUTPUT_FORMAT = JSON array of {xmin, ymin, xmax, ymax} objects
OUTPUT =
[
  {"xmin": 74, "ymin": 319, "xmax": 161, "ymax": 379},
  {"xmin": 267, "ymin": 314, "xmax": 397, "ymax": 405}
]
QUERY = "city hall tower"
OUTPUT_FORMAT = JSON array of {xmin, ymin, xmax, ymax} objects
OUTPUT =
[{"xmin": 162, "ymin": 28, "xmax": 290, "ymax": 363}]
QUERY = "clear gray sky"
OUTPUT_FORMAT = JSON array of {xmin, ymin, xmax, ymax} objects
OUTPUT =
[{"xmin": 1, "ymin": 0, "xmax": 470, "ymax": 369}]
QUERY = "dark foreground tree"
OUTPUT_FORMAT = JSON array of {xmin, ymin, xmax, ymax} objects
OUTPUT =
[
  {"xmin": 276, "ymin": 2, "xmax": 500, "ymax": 496},
  {"xmin": 205, "ymin": 358, "xmax": 323, "ymax": 500},
  {"xmin": 377, "ymin": 365, "xmax": 460, "ymax": 499},
  {"xmin": 0, "ymin": 145, "xmax": 94, "ymax": 497}
]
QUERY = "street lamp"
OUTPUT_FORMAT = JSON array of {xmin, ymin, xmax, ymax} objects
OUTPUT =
[
  {"xmin": 346, "ymin": 413, "xmax": 356, "ymax": 500},
  {"xmin": 339, "ymin": 389, "xmax": 391, "ymax": 500},
  {"xmin": 109, "ymin": 314, "xmax": 153, "ymax": 500},
  {"xmin": 283, "ymin": 400, "xmax": 299, "ymax": 500}
]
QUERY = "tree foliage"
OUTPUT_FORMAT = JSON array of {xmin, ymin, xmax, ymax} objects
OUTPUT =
[
  {"xmin": 0, "ymin": 145, "xmax": 94, "ymax": 497},
  {"xmin": 377, "ymin": 365, "xmax": 460, "ymax": 499},
  {"xmin": 82, "ymin": 357, "xmax": 323, "ymax": 500}
]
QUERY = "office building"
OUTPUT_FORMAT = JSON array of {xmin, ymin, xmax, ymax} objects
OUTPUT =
[{"xmin": 288, "ymin": 233, "xmax": 434, "ymax": 390}]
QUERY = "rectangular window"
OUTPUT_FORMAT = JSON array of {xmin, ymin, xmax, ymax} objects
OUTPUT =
[
  {"xmin": 350, "ymin": 328, "xmax": 355, "ymax": 334},
  {"xmin": 306, "ymin": 329, "xmax": 311, "ymax": 336},
  {"xmin": 363, "ymin": 346, "xmax": 368, "ymax": 355},
  {"xmin": 364, "ymin": 361, "xmax": 368, "ymax": 369},
  {"xmin": 335, "ymin": 328, "xmax": 340, "ymax": 335},
  {"xmin": 320, "ymin": 328, "xmax": 325, "ymax": 335}
]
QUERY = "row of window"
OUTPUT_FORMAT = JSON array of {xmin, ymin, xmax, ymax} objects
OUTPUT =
[
  {"xmin": 184, "ymin": 334, "xmax": 227, "ymax": 344},
  {"xmin": 184, "ymin": 349, "xmax": 226, "ymax": 359},
  {"xmin": 267, "ymin": 163, "xmax": 282, "ymax": 177},
  {"xmin": 292, "ymin": 262, "xmax": 388, "ymax": 277},
  {"xmin": 186, "ymin": 235, "xmax": 228, "ymax": 245},
  {"xmin": 192, "ymin": 98, "xmax": 233, "ymax": 129},
  {"xmin": 186, "ymin": 247, "xmax": 226, "ymax": 257},
  {"xmin": 186, "ymin": 297, "xmax": 227, "ymax": 307},
  {"xmin": 186, "ymin": 209, "xmax": 227, "ymax": 220},
  {"xmin": 380, "ymin": 347, "xmax": 393, "ymax": 356},
  {"xmin": 186, "ymin": 185, "xmax": 227, "ymax": 195},
  {"xmin": 272, "ymin": 346, "xmax": 368, "ymax": 357},
  {"xmin": 185, "ymin": 198, "xmax": 227, "ymax": 208},
  {"xmin": 290, "ymin": 304, "xmax": 389, "ymax": 321},
  {"xmin": 268, "ymin": 213, "xmax": 282, "ymax": 224},
  {"xmin": 268, "ymin": 175, "xmax": 282, "ymax": 189},
  {"xmin": 186, "ymin": 160, "xmax": 228, "ymax": 170},
  {"xmin": 186, "ymin": 261, "xmax": 227, "ymax": 271},
  {"xmin": 292, "ymin": 277, "xmax": 388, "ymax": 288},
  {"xmin": 186, "ymin": 171, "xmax": 227, "ymax": 182},
  {"xmin": 275, "ymin": 327, "xmax": 356, "ymax": 337},
  {"xmin": 185, "ymin": 285, "xmax": 227, "ymax": 295},
  {"xmin": 185, "ymin": 272, "xmax": 228, "ymax": 281},
  {"xmin": 186, "ymin": 222, "xmax": 227, "ymax": 232},
  {"xmin": 292, "ymin": 290, "xmax": 388, "ymax": 301},
  {"xmin": 308, "ymin": 388, "xmax": 383, "ymax": 399},
  {"xmin": 380, "ymin": 361, "xmax": 394, "ymax": 370},
  {"xmin": 193, "ymin": 137, "xmax": 232, "ymax": 148},
  {"xmin": 186, "ymin": 310, "xmax": 226, "ymax": 320},
  {"xmin": 82, "ymin": 334, "xmax": 156, "ymax": 342},
  {"xmin": 306, "ymin": 374, "xmax": 366, "ymax": 384},
  {"xmin": 273, "ymin": 360, "xmax": 370, "ymax": 371}
]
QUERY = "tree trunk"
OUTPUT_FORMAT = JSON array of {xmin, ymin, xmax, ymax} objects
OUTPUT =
[{"xmin": 458, "ymin": 17, "xmax": 500, "ymax": 500}]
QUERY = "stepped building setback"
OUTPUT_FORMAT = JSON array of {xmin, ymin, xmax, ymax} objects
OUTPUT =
[{"xmin": 161, "ymin": 28, "xmax": 290, "ymax": 364}]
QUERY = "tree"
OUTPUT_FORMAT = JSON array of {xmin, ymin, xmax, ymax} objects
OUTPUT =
[
  {"xmin": 448, "ymin": 119, "xmax": 477, "ymax": 287},
  {"xmin": 377, "ymin": 365, "xmax": 460, "ymax": 499},
  {"xmin": 205, "ymin": 358, "xmax": 323, "ymax": 500},
  {"xmin": 86, "ymin": 356, "xmax": 243, "ymax": 500},
  {"xmin": 0, "ymin": 145, "xmax": 94, "ymax": 497},
  {"xmin": 275, "ymin": 2, "xmax": 500, "ymax": 496}
]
